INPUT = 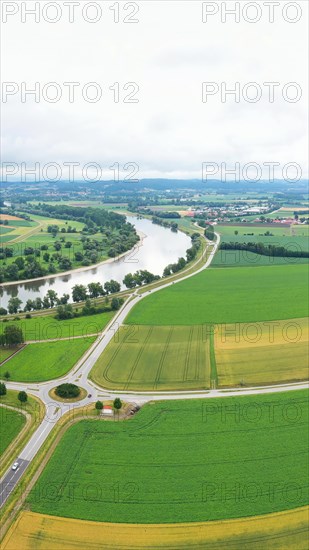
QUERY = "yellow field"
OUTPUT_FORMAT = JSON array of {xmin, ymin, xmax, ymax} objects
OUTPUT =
[
  {"xmin": 2, "ymin": 508, "xmax": 308, "ymax": 549},
  {"xmin": 0, "ymin": 214, "xmax": 23, "ymax": 221},
  {"xmin": 215, "ymin": 318, "xmax": 309, "ymax": 386}
]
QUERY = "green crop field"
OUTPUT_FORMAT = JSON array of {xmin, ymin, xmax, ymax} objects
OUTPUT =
[
  {"xmin": 213, "ymin": 225, "xmax": 309, "ymax": 267},
  {"xmin": 215, "ymin": 318, "xmax": 309, "ymax": 386},
  {"xmin": 27, "ymin": 391, "xmax": 309, "ymax": 523},
  {"xmin": 30, "ymin": 214, "xmax": 85, "ymax": 233},
  {"xmin": 0, "ymin": 407, "xmax": 26, "ymax": 456},
  {"xmin": 0, "ymin": 338, "xmax": 95, "ymax": 382},
  {"xmin": 0, "ymin": 310, "xmax": 115, "ymax": 341},
  {"xmin": 293, "ymin": 225, "xmax": 309, "ymax": 236},
  {"xmin": 0, "ymin": 235, "xmax": 19, "ymax": 244},
  {"xmin": 267, "ymin": 209, "xmax": 308, "ymax": 219},
  {"xmin": 215, "ymin": 223, "xmax": 296, "ymax": 240},
  {"xmin": 91, "ymin": 325, "xmax": 211, "ymax": 391},
  {"xmin": 0, "ymin": 227, "xmax": 15, "ymax": 235},
  {"xmin": 0, "ymin": 347, "xmax": 18, "ymax": 364},
  {"xmin": 216, "ymin": 224, "xmax": 298, "ymax": 237},
  {"xmin": 212, "ymin": 250, "xmax": 308, "ymax": 267},
  {"xmin": 7, "ymin": 219, "xmax": 34, "ymax": 227},
  {"xmin": 126, "ymin": 264, "xmax": 309, "ymax": 325}
]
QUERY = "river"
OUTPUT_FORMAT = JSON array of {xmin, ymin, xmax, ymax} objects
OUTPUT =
[{"xmin": 0, "ymin": 217, "xmax": 191, "ymax": 309}]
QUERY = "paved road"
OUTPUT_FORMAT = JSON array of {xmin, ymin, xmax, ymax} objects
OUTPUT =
[
  {"xmin": 1, "ymin": 232, "xmax": 308, "ymax": 509},
  {"xmin": 0, "ymin": 459, "xmax": 30, "ymax": 507}
]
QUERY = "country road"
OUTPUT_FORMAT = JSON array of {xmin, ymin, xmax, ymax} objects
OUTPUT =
[{"xmin": 1, "ymin": 232, "xmax": 308, "ymax": 510}]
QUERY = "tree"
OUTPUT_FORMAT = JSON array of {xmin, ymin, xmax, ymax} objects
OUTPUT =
[
  {"xmin": 82, "ymin": 299, "xmax": 96, "ymax": 316},
  {"xmin": 43, "ymin": 252, "xmax": 50, "ymax": 262},
  {"xmin": 4, "ymin": 371, "xmax": 10, "ymax": 381},
  {"xmin": 104, "ymin": 280, "xmax": 121, "ymax": 294},
  {"xmin": 14, "ymin": 257, "xmax": 25, "ymax": 270},
  {"xmin": 18, "ymin": 391, "xmax": 28, "ymax": 404},
  {"xmin": 3, "ymin": 325, "xmax": 24, "ymax": 346},
  {"xmin": 0, "ymin": 382, "xmax": 7, "ymax": 396},
  {"xmin": 5, "ymin": 263, "xmax": 19, "ymax": 281},
  {"xmin": 95, "ymin": 400, "xmax": 103, "ymax": 414},
  {"xmin": 74, "ymin": 251, "xmax": 84, "ymax": 262},
  {"xmin": 55, "ymin": 383, "xmax": 80, "ymax": 398},
  {"xmin": 111, "ymin": 297, "xmax": 121, "ymax": 310},
  {"xmin": 0, "ymin": 307, "xmax": 8, "ymax": 316},
  {"xmin": 204, "ymin": 225, "xmax": 215, "ymax": 241},
  {"xmin": 58, "ymin": 257, "xmax": 72, "ymax": 270},
  {"xmin": 42, "ymin": 296, "xmax": 51, "ymax": 309},
  {"xmin": 46, "ymin": 290, "xmax": 58, "ymax": 307},
  {"xmin": 56, "ymin": 304, "xmax": 74, "ymax": 320},
  {"xmin": 88, "ymin": 282, "xmax": 104, "ymax": 298},
  {"xmin": 72, "ymin": 284, "xmax": 88, "ymax": 302},
  {"xmin": 24, "ymin": 247, "xmax": 35, "ymax": 256},
  {"xmin": 113, "ymin": 397, "xmax": 122, "ymax": 420},
  {"xmin": 58, "ymin": 293, "xmax": 70, "ymax": 305},
  {"xmin": 33, "ymin": 297, "xmax": 43, "ymax": 310},
  {"xmin": 123, "ymin": 273, "xmax": 137, "ymax": 289}
]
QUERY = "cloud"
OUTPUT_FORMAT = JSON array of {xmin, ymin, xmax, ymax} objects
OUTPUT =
[{"xmin": 1, "ymin": 0, "xmax": 308, "ymax": 180}]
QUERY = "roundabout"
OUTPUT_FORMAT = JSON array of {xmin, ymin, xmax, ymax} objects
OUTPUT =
[{"xmin": 48, "ymin": 384, "xmax": 87, "ymax": 403}]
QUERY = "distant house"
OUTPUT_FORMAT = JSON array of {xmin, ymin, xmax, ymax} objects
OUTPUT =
[{"xmin": 102, "ymin": 405, "xmax": 113, "ymax": 416}]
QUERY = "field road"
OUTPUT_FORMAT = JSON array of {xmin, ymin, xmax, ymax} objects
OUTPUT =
[{"xmin": 1, "ymin": 232, "xmax": 308, "ymax": 510}]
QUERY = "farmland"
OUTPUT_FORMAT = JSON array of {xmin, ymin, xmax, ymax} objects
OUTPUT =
[
  {"xmin": 126, "ymin": 264, "xmax": 309, "ymax": 325},
  {"xmin": 27, "ymin": 391, "xmax": 309, "ymax": 523},
  {"xmin": 216, "ymin": 224, "xmax": 307, "ymax": 238},
  {"xmin": 212, "ymin": 250, "xmax": 308, "ymax": 267},
  {"xmin": 0, "ymin": 338, "xmax": 95, "ymax": 382},
  {"xmin": 215, "ymin": 318, "xmax": 309, "ymax": 386},
  {"xmin": 91, "ymin": 325, "xmax": 211, "ymax": 391},
  {"xmin": 0, "ymin": 215, "xmax": 38, "ymax": 244},
  {"xmin": 3, "ymin": 507, "xmax": 309, "ymax": 550},
  {"xmin": 0, "ymin": 347, "xmax": 18, "ymax": 364},
  {"xmin": 0, "ymin": 310, "xmax": 115, "ymax": 341},
  {"xmin": 91, "ymin": 317, "xmax": 308, "ymax": 391},
  {"xmin": 213, "ymin": 224, "xmax": 309, "ymax": 267},
  {"xmin": 0, "ymin": 408, "xmax": 26, "ymax": 457}
]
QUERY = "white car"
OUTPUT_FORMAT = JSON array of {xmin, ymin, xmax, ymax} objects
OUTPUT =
[{"xmin": 11, "ymin": 462, "xmax": 19, "ymax": 471}]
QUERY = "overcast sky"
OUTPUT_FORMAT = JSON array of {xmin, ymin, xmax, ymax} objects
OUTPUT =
[{"xmin": 1, "ymin": 1, "xmax": 308, "ymax": 181}]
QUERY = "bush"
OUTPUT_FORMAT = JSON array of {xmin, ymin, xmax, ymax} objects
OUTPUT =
[
  {"xmin": 55, "ymin": 383, "xmax": 80, "ymax": 399},
  {"xmin": 25, "ymin": 313, "xmax": 32, "ymax": 319},
  {"xmin": 0, "ymin": 307, "xmax": 8, "ymax": 316}
]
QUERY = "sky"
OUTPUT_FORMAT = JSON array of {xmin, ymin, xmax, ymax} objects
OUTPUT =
[{"xmin": 1, "ymin": 0, "xmax": 308, "ymax": 182}]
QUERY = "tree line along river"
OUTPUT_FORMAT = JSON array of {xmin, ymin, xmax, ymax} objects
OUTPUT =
[{"xmin": 0, "ymin": 217, "xmax": 191, "ymax": 310}]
